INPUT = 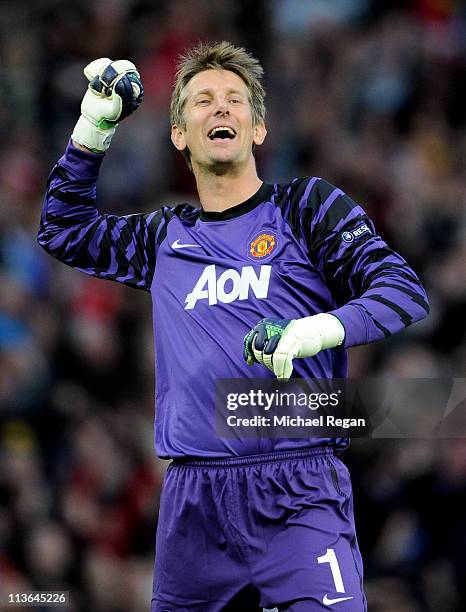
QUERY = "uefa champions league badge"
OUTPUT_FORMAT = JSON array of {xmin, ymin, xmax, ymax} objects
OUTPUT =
[
  {"xmin": 248, "ymin": 231, "xmax": 277, "ymax": 261},
  {"xmin": 341, "ymin": 231, "xmax": 354, "ymax": 243}
]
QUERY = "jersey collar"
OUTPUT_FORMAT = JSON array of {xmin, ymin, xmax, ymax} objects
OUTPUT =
[{"xmin": 199, "ymin": 183, "xmax": 274, "ymax": 222}]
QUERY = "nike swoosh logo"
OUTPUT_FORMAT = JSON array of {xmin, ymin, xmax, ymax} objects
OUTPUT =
[
  {"xmin": 171, "ymin": 239, "xmax": 202, "ymax": 250},
  {"xmin": 323, "ymin": 594, "xmax": 354, "ymax": 606}
]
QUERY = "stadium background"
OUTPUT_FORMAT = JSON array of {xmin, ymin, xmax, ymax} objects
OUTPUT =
[{"xmin": 0, "ymin": 0, "xmax": 465, "ymax": 610}]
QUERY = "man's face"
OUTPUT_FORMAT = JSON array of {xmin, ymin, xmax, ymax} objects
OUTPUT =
[{"xmin": 171, "ymin": 69, "xmax": 266, "ymax": 173}]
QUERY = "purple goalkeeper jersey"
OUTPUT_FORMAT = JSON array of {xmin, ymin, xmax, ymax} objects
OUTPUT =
[{"xmin": 38, "ymin": 143, "xmax": 429, "ymax": 458}]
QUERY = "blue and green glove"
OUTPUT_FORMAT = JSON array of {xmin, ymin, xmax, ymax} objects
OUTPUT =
[
  {"xmin": 244, "ymin": 314, "xmax": 345, "ymax": 381},
  {"xmin": 72, "ymin": 58, "xmax": 143, "ymax": 153}
]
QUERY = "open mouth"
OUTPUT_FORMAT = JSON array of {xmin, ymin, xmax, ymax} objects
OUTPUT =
[{"xmin": 207, "ymin": 126, "xmax": 237, "ymax": 141}]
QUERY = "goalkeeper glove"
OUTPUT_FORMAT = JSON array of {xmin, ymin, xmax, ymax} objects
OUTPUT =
[
  {"xmin": 72, "ymin": 58, "xmax": 144, "ymax": 153},
  {"xmin": 243, "ymin": 314, "xmax": 345, "ymax": 381}
]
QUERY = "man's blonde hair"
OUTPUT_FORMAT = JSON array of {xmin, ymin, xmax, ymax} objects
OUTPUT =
[{"xmin": 170, "ymin": 41, "xmax": 266, "ymax": 129}]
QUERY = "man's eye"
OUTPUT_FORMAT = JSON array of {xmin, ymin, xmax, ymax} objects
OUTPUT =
[
  {"xmin": 230, "ymin": 99, "xmax": 241, "ymax": 104},
  {"xmin": 198, "ymin": 99, "xmax": 210, "ymax": 105}
]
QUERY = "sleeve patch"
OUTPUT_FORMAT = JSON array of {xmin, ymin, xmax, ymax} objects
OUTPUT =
[{"xmin": 341, "ymin": 223, "xmax": 371, "ymax": 243}]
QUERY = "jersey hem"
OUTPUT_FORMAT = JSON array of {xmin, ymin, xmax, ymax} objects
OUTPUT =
[{"xmin": 171, "ymin": 446, "xmax": 335, "ymax": 468}]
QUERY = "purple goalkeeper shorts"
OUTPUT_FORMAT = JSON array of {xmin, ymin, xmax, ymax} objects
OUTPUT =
[{"xmin": 152, "ymin": 448, "xmax": 366, "ymax": 611}]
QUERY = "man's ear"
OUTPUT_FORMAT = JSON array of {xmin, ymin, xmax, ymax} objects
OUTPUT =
[
  {"xmin": 171, "ymin": 125, "xmax": 186, "ymax": 151},
  {"xmin": 253, "ymin": 122, "xmax": 267, "ymax": 146}
]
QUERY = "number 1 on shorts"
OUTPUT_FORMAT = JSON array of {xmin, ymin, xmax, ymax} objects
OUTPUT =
[{"xmin": 317, "ymin": 548, "xmax": 345, "ymax": 593}]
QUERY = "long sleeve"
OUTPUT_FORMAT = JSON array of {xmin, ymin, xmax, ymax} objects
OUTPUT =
[
  {"xmin": 298, "ymin": 178, "xmax": 429, "ymax": 347},
  {"xmin": 38, "ymin": 142, "xmax": 167, "ymax": 292}
]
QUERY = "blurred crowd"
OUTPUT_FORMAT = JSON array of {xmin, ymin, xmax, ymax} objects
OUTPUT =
[{"xmin": 0, "ymin": 1, "xmax": 465, "ymax": 610}]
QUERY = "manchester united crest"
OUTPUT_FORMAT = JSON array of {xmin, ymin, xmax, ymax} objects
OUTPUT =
[{"xmin": 249, "ymin": 232, "xmax": 276, "ymax": 259}]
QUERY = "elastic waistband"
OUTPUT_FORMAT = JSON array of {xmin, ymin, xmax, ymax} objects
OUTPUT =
[{"xmin": 171, "ymin": 447, "xmax": 334, "ymax": 468}]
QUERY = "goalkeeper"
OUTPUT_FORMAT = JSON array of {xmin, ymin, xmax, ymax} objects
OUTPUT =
[{"xmin": 38, "ymin": 43, "xmax": 429, "ymax": 611}]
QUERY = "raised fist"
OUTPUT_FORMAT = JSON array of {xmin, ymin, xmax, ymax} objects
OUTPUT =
[{"xmin": 72, "ymin": 58, "xmax": 144, "ymax": 152}]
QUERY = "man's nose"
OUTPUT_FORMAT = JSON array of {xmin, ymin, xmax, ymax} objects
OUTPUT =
[{"xmin": 214, "ymin": 99, "xmax": 229, "ymax": 115}]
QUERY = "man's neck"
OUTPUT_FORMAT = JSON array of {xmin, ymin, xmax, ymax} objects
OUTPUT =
[{"xmin": 194, "ymin": 161, "xmax": 263, "ymax": 213}]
